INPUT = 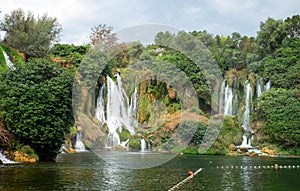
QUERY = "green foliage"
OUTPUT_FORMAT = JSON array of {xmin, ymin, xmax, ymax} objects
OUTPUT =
[
  {"xmin": 21, "ymin": 145, "xmax": 39, "ymax": 160},
  {"xmin": 257, "ymin": 89, "xmax": 300, "ymax": 147},
  {"xmin": 0, "ymin": 9, "xmax": 61, "ymax": 58},
  {"xmin": 138, "ymin": 96, "xmax": 151, "ymax": 122},
  {"xmin": 117, "ymin": 128, "xmax": 131, "ymax": 142},
  {"xmin": 50, "ymin": 44, "xmax": 89, "ymax": 67},
  {"xmin": 261, "ymin": 38, "xmax": 300, "ymax": 89},
  {"xmin": 208, "ymin": 116, "xmax": 242, "ymax": 154},
  {"xmin": 128, "ymin": 135, "xmax": 141, "ymax": 150},
  {"xmin": 0, "ymin": 58, "xmax": 74, "ymax": 161}
]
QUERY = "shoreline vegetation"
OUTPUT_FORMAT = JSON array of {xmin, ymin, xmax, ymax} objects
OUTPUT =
[{"xmin": 0, "ymin": 9, "xmax": 299, "ymax": 162}]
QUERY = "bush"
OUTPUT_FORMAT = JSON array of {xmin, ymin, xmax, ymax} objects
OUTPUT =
[
  {"xmin": 0, "ymin": 58, "xmax": 74, "ymax": 161},
  {"xmin": 258, "ymin": 88, "xmax": 300, "ymax": 147}
]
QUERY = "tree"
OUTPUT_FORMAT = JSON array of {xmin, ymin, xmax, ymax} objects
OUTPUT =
[
  {"xmin": 258, "ymin": 89, "xmax": 300, "ymax": 148},
  {"xmin": 0, "ymin": 9, "xmax": 61, "ymax": 59},
  {"xmin": 89, "ymin": 24, "xmax": 118, "ymax": 49},
  {"xmin": 0, "ymin": 58, "xmax": 74, "ymax": 161}
]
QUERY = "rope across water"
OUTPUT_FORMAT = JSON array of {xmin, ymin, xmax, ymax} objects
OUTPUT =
[{"xmin": 168, "ymin": 168, "xmax": 203, "ymax": 191}]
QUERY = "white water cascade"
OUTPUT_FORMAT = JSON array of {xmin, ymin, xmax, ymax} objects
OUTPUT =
[
  {"xmin": 242, "ymin": 81, "xmax": 253, "ymax": 132},
  {"xmin": 2, "ymin": 51, "xmax": 15, "ymax": 70},
  {"xmin": 257, "ymin": 77, "xmax": 271, "ymax": 97},
  {"xmin": 0, "ymin": 151, "xmax": 17, "ymax": 164},
  {"xmin": 219, "ymin": 80, "xmax": 234, "ymax": 116},
  {"xmin": 95, "ymin": 74, "xmax": 138, "ymax": 148},
  {"xmin": 256, "ymin": 77, "xmax": 263, "ymax": 97},
  {"xmin": 264, "ymin": 80, "xmax": 271, "ymax": 92},
  {"xmin": 74, "ymin": 131, "xmax": 86, "ymax": 152},
  {"xmin": 239, "ymin": 134, "xmax": 252, "ymax": 148},
  {"xmin": 140, "ymin": 139, "xmax": 146, "ymax": 152},
  {"xmin": 224, "ymin": 83, "xmax": 233, "ymax": 116},
  {"xmin": 218, "ymin": 80, "xmax": 225, "ymax": 114}
]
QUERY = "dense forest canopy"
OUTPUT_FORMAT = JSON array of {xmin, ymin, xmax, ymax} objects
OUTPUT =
[{"xmin": 0, "ymin": 9, "xmax": 299, "ymax": 160}]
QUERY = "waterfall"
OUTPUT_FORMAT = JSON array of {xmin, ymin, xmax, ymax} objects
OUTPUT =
[
  {"xmin": 74, "ymin": 131, "xmax": 86, "ymax": 152},
  {"xmin": 256, "ymin": 77, "xmax": 263, "ymax": 97},
  {"xmin": 140, "ymin": 139, "xmax": 146, "ymax": 152},
  {"xmin": 2, "ymin": 51, "xmax": 15, "ymax": 70},
  {"xmin": 224, "ymin": 83, "xmax": 233, "ymax": 116},
  {"xmin": 218, "ymin": 80, "xmax": 225, "ymax": 114},
  {"xmin": 239, "ymin": 134, "xmax": 252, "ymax": 148},
  {"xmin": 95, "ymin": 74, "xmax": 138, "ymax": 148},
  {"xmin": 264, "ymin": 80, "xmax": 271, "ymax": 92},
  {"xmin": 242, "ymin": 81, "xmax": 253, "ymax": 132},
  {"xmin": 0, "ymin": 151, "xmax": 17, "ymax": 164},
  {"xmin": 95, "ymin": 84, "xmax": 106, "ymax": 123},
  {"xmin": 219, "ymin": 80, "xmax": 234, "ymax": 116}
]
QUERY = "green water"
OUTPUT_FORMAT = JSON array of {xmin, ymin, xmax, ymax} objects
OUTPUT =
[{"xmin": 0, "ymin": 152, "xmax": 299, "ymax": 191}]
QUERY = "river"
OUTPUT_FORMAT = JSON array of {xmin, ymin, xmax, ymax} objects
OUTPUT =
[{"xmin": 0, "ymin": 152, "xmax": 299, "ymax": 190}]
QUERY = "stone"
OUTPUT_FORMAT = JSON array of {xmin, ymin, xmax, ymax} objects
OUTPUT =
[
  {"xmin": 229, "ymin": 144, "xmax": 237, "ymax": 151},
  {"xmin": 261, "ymin": 147, "xmax": 276, "ymax": 155},
  {"xmin": 239, "ymin": 147, "xmax": 248, "ymax": 152},
  {"xmin": 246, "ymin": 151, "xmax": 258, "ymax": 156},
  {"xmin": 0, "ymin": 159, "xmax": 3, "ymax": 165}
]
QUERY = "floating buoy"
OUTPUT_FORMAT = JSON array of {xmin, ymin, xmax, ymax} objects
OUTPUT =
[
  {"xmin": 274, "ymin": 163, "xmax": 278, "ymax": 170},
  {"xmin": 188, "ymin": 171, "xmax": 194, "ymax": 176}
]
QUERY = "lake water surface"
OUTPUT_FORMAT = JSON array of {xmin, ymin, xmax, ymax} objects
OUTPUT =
[{"xmin": 0, "ymin": 152, "xmax": 299, "ymax": 191}]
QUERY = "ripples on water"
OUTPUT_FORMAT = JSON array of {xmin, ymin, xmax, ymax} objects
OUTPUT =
[{"xmin": 0, "ymin": 152, "xmax": 299, "ymax": 191}]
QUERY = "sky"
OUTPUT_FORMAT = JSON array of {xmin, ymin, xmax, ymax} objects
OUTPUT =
[{"xmin": 0, "ymin": 0, "xmax": 299, "ymax": 45}]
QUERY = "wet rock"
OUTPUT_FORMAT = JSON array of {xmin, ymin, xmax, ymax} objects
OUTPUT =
[
  {"xmin": 229, "ymin": 144, "xmax": 237, "ymax": 151},
  {"xmin": 239, "ymin": 147, "xmax": 248, "ymax": 152},
  {"xmin": 246, "ymin": 151, "xmax": 258, "ymax": 156},
  {"xmin": 261, "ymin": 147, "xmax": 276, "ymax": 155},
  {"xmin": 13, "ymin": 150, "xmax": 37, "ymax": 163}
]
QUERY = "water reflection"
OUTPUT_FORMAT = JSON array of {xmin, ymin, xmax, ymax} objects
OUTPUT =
[{"xmin": 0, "ymin": 153, "xmax": 299, "ymax": 191}]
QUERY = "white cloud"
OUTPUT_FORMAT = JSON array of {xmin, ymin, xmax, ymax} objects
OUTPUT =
[{"xmin": 1, "ymin": 0, "xmax": 299, "ymax": 44}]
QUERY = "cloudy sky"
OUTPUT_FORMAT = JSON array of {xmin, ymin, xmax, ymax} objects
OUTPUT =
[{"xmin": 1, "ymin": 0, "xmax": 299, "ymax": 45}]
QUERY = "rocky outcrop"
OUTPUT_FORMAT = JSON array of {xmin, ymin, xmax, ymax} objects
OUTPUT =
[{"xmin": 261, "ymin": 147, "xmax": 276, "ymax": 155}]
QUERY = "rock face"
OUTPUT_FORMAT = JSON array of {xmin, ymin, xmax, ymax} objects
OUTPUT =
[
  {"xmin": 13, "ymin": 150, "xmax": 37, "ymax": 163},
  {"xmin": 261, "ymin": 147, "xmax": 276, "ymax": 155},
  {"xmin": 229, "ymin": 144, "xmax": 237, "ymax": 151}
]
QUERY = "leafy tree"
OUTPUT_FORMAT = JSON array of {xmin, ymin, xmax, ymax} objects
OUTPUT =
[
  {"xmin": 50, "ymin": 43, "xmax": 89, "ymax": 67},
  {"xmin": 89, "ymin": 24, "xmax": 117, "ymax": 49},
  {"xmin": 0, "ymin": 9, "xmax": 61, "ymax": 59},
  {"xmin": 154, "ymin": 31, "xmax": 174, "ymax": 47},
  {"xmin": 0, "ymin": 58, "xmax": 74, "ymax": 160},
  {"xmin": 261, "ymin": 38, "xmax": 300, "ymax": 89}
]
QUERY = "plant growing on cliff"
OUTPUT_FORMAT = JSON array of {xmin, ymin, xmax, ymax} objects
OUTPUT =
[{"xmin": 0, "ymin": 58, "xmax": 74, "ymax": 161}]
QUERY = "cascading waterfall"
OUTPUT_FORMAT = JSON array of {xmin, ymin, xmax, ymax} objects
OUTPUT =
[
  {"xmin": 256, "ymin": 77, "xmax": 263, "ymax": 97},
  {"xmin": 74, "ymin": 131, "xmax": 86, "ymax": 151},
  {"xmin": 3, "ymin": 51, "xmax": 15, "ymax": 70},
  {"xmin": 95, "ymin": 74, "xmax": 138, "ymax": 148},
  {"xmin": 95, "ymin": 84, "xmax": 106, "ymax": 123},
  {"xmin": 224, "ymin": 83, "xmax": 233, "ymax": 116},
  {"xmin": 242, "ymin": 81, "xmax": 253, "ymax": 132},
  {"xmin": 257, "ymin": 77, "xmax": 271, "ymax": 97},
  {"xmin": 140, "ymin": 139, "xmax": 146, "ymax": 152},
  {"xmin": 264, "ymin": 80, "xmax": 271, "ymax": 92},
  {"xmin": 218, "ymin": 80, "xmax": 225, "ymax": 114},
  {"xmin": 0, "ymin": 151, "xmax": 17, "ymax": 164}
]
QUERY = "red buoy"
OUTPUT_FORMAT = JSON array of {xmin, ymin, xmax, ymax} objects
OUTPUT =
[{"xmin": 188, "ymin": 171, "xmax": 194, "ymax": 176}]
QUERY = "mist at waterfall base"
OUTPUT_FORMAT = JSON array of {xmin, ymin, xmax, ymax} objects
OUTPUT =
[
  {"xmin": 219, "ymin": 78, "xmax": 270, "ymax": 149},
  {"xmin": 92, "ymin": 74, "xmax": 176, "ymax": 169}
]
